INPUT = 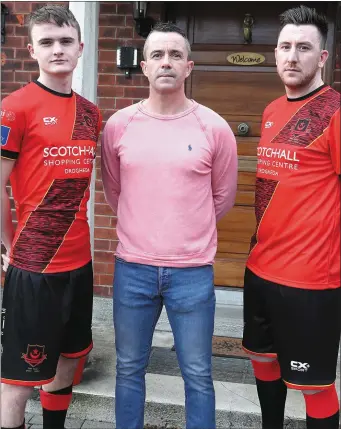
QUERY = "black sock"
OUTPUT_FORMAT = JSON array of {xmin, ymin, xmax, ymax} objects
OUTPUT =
[
  {"xmin": 306, "ymin": 411, "xmax": 340, "ymax": 429},
  {"xmin": 256, "ymin": 378, "xmax": 287, "ymax": 429},
  {"xmin": 40, "ymin": 384, "xmax": 73, "ymax": 429},
  {"xmin": 1, "ymin": 422, "xmax": 25, "ymax": 429}
]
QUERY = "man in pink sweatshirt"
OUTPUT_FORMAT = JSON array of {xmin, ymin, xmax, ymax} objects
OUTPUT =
[{"xmin": 101, "ymin": 22, "xmax": 238, "ymax": 429}]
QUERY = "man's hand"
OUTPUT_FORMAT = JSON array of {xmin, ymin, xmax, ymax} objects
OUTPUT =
[{"xmin": 1, "ymin": 250, "xmax": 10, "ymax": 272}]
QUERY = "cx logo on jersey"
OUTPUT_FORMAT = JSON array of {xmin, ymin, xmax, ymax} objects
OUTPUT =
[
  {"xmin": 43, "ymin": 117, "xmax": 58, "ymax": 126},
  {"xmin": 291, "ymin": 360, "xmax": 310, "ymax": 372},
  {"xmin": 294, "ymin": 119, "xmax": 310, "ymax": 132}
]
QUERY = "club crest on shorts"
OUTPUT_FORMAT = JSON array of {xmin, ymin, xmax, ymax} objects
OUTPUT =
[{"xmin": 22, "ymin": 344, "xmax": 47, "ymax": 367}]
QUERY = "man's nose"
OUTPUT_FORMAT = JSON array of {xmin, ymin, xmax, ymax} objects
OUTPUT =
[
  {"xmin": 53, "ymin": 42, "xmax": 64, "ymax": 55},
  {"xmin": 287, "ymin": 47, "xmax": 298, "ymax": 63},
  {"xmin": 161, "ymin": 53, "xmax": 172, "ymax": 68}
]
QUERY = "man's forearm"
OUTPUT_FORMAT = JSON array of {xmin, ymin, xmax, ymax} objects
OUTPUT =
[{"xmin": 1, "ymin": 191, "xmax": 15, "ymax": 252}]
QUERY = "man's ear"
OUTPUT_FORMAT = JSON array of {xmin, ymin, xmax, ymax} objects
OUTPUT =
[
  {"xmin": 27, "ymin": 43, "xmax": 36, "ymax": 60},
  {"xmin": 186, "ymin": 60, "xmax": 194, "ymax": 78},
  {"xmin": 78, "ymin": 41, "xmax": 84, "ymax": 58},
  {"xmin": 318, "ymin": 49, "xmax": 329, "ymax": 68},
  {"xmin": 140, "ymin": 60, "xmax": 148, "ymax": 77}
]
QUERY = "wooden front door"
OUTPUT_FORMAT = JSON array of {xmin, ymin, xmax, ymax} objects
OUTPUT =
[{"xmin": 166, "ymin": 1, "xmax": 331, "ymax": 287}]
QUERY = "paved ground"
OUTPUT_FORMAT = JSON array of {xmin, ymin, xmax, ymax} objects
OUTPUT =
[
  {"xmin": 25, "ymin": 412, "xmax": 114, "ymax": 429},
  {"xmin": 25, "ymin": 412, "xmax": 178, "ymax": 429}
]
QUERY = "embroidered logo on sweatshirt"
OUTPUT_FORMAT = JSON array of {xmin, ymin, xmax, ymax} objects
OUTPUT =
[{"xmin": 188, "ymin": 145, "xmax": 192, "ymax": 151}]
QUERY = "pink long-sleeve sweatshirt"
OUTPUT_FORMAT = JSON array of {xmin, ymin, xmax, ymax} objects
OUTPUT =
[{"xmin": 101, "ymin": 100, "xmax": 238, "ymax": 267}]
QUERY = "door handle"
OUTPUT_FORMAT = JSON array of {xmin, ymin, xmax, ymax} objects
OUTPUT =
[{"xmin": 237, "ymin": 122, "xmax": 250, "ymax": 136}]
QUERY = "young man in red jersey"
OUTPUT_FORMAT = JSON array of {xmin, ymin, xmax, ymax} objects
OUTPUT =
[
  {"xmin": 242, "ymin": 5, "xmax": 340, "ymax": 429},
  {"xmin": 1, "ymin": 6, "xmax": 101, "ymax": 428}
]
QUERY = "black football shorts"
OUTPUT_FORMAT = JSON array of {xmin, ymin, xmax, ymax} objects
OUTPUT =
[
  {"xmin": 1, "ymin": 261, "xmax": 93, "ymax": 386},
  {"xmin": 242, "ymin": 267, "xmax": 341, "ymax": 389}
]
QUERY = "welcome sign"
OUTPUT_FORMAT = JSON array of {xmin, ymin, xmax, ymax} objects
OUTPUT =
[{"xmin": 227, "ymin": 52, "xmax": 266, "ymax": 65}]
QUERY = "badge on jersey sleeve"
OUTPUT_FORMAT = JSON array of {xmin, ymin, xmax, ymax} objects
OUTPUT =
[{"xmin": 1, "ymin": 125, "xmax": 11, "ymax": 147}]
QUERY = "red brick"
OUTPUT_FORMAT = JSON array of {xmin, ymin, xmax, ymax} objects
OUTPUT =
[
  {"xmin": 117, "ymin": 2, "xmax": 132, "ymax": 15},
  {"xmin": 99, "ymin": 15, "xmax": 125, "ymax": 27},
  {"xmin": 95, "ymin": 193, "xmax": 108, "ymax": 206},
  {"xmin": 1, "ymin": 71, "xmax": 14, "ymax": 82},
  {"xmin": 96, "ymin": 203, "xmax": 115, "ymax": 216},
  {"xmin": 99, "ymin": 50, "xmax": 116, "ymax": 62},
  {"xmin": 2, "ymin": 48, "xmax": 15, "ymax": 59},
  {"xmin": 98, "ymin": 62, "xmax": 117, "ymax": 73},
  {"xmin": 15, "ymin": 48, "xmax": 31, "ymax": 59},
  {"xmin": 96, "ymin": 167, "xmax": 103, "ymax": 179},
  {"xmin": 5, "ymin": 24, "xmax": 15, "ymax": 37},
  {"xmin": 110, "ymin": 217, "xmax": 117, "ymax": 228},
  {"xmin": 98, "ymin": 85, "xmax": 124, "ymax": 97},
  {"xmin": 98, "ymin": 73, "xmax": 116, "ymax": 85},
  {"xmin": 15, "ymin": 24, "xmax": 29, "ymax": 37},
  {"xmin": 15, "ymin": 70, "xmax": 31, "ymax": 82},
  {"xmin": 124, "ymin": 86, "xmax": 149, "ymax": 98},
  {"xmin": 94, "ymin": 215, "xmax": 111, "ymax": 227},
  {"xmin": 95, "ymin": 227, "xmax": 115, "ymax": 240},
  {"xmin": 101, "ymin": 109, "xmax": 117, "ymax": 122},
  {"xmin": 31, "ymin": 71, "xmax": 39, "ymax": 81},
  {"xmin": 14, "ymin": 2, "xmax": 32, "ymax": 12},
  {"xmin": 95, "ymin": 180, "xmax": 104, "ymax": 191},
  {"xmin": 99, "ymin": 2, "xmax": 117, "ymax": 15},
  {"xmin": 334, "ymin": 69, "xmax": 341, "ymax": 83},
  {"xmin": 23, "ymin": 60, "xmax": 39, "ymax": 71},
  {"xmin": 99, "ymin": 274, "xmax": 114, "ymax": 286},
  {"xmin": 99, "ymin": 27, "xmax": 117, "ymax": 38},
  {"xmin": 1, "ymin": 82, "xmax": 22, "ymax": 92},
  {"xmin": 98, "ymin": 38, "xmax": 119, "ymax": 50},
  {"xmin": 93, "ymin": 285, "xmax": 113, "ymax": 296},
  {"xmin": 4, "ymin": 36, "xmax": 25, "ymax": 48},
  {"xmin": 94, "ymin": 239, "xmax": 110, "ymax": 250},
  {"xmin": 109, "ymin": 239, "xmax": 119, "ymax": 250},
  {"xmin": 117, "ymin": 27, "xmax": 133, "ymax": 39},
  {"xmin": 94, "ymin": 250, "xmax": 114, "ymax": 263},
  {"xmin": 98, "ymin": 96, "xmax": 115, "ymax": 109},
  {"xmin": 114, "ymin": 98, "xmax": 133, "ymax": 109},
  {"xmin": 94, "ymin": 261, "xmax": 114, "ymax": 275}
]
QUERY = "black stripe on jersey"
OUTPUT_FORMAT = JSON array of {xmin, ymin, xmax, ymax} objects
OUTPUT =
[{"xmin": 1, "ymin": 149, "xmax": 19, "ymax": 160}]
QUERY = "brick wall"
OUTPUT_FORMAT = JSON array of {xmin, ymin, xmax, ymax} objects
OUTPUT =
[
  {"xmin": 1, "ymin": 1, "xmax": 339, "ymax": 295},
  {"xmin": 93, "ymin": 2, "xmax": 163, "ymax": 296}
]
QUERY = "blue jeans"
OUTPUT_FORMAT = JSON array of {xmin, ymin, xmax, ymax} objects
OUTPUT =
[{"xmin": 113, "ymin": 258, "xmax": 216, "ymax": 429}]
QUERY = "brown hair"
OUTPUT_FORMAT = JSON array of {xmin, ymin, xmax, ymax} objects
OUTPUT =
[
  {"xmin": 279, "ymin": 5, "xmax": 328, "ymax": 48},
  {"xmin": 143, "ymin": 21, "xmax": 191, "ymax": 60},
  {"xmin": 28, "ymin": 5, "xmax": 81, "ymax": 43}
]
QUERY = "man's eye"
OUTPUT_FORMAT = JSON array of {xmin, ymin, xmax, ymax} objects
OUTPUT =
[
  {"xmin": 41, "ymin": 41, "xmax": 52, "ymax": 46},
  {"xmin": 299, "ymin": 46, "xmax": 309, "ymax": 51},
  {"xmin": 61, "ymin": 40, "xmax": 72, "ymax": 44}
]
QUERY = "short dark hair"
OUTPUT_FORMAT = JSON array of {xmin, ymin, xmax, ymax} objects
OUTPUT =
[
  {"xmin": 143, "ymin": 21, "xmax": 191, "ymax": 60},
  {"xmin": 28, "ymin": 5, "xmax": 81, "ymax": 43},
  {"xmin": 279, "ymin": 5, "xmax": 328, "ymax": 48}
]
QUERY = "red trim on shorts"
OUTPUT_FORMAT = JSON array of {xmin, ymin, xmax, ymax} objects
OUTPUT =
[
  {"xmin": 242, "ymin": 345, "xmax": 277, "ymax": 358},
  {"xmin": 283, "ymin": 379, "xmax": 334, "ymax": 391},
  {"xmin": 61, "ymin": 341, "xmax": 93, "ymax": 358},
  {"xmin": 251, "ymin": 359, "xmax": 281, "ymax": 381},
  {"xmin": 303, "ymin": 384, "xmax": 340, "ymax": 418},
  {"xmin": 1, "ymin": 376, "xmax": 55, "ymax": 387},
  {"xmin": 40, "ymin": 389, "xmax": 72, "ymax": 411}
]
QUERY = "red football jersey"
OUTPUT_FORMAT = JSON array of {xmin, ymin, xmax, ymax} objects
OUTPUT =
[
  {"xmin": 1, "ymin": 81, "xmax": 101, "ymax": 273},
  {"xmin": 247, "ymin": 85, "xmax": 340, "ymax": 289}
]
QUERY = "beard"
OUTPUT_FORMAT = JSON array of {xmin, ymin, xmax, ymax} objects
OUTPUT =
[{"xmin": 278, "ymin": 65, "xmax": 319, "ymax": 91}]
